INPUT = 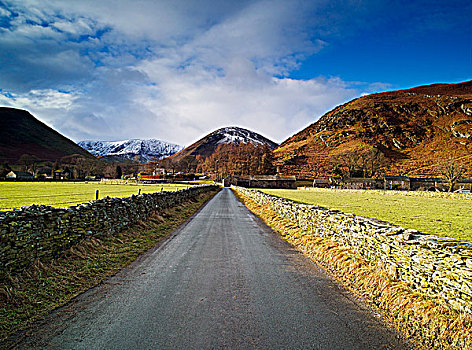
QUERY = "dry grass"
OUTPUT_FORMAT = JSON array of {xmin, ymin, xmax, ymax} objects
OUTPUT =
[
  {"xmin": 234, "ymin": 189, "xmax": 472, "ymax": 349},
  {"xmin": 0, "ymin": 189, "xmax": 219, "ymax": 343}
]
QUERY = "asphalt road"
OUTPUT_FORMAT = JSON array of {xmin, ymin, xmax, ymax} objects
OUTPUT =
[{"xmin": 20, "ymin": 188, "xmax": 410, "ymax": 349}]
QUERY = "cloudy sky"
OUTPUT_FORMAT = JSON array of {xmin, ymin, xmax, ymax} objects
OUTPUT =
[{"xmin": 0, "ymin": 0, "xmax": 470, "ymax": 146}]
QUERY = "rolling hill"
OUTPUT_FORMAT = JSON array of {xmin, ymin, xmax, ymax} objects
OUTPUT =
[
  {"xmin": 0, "ymin": 107, "xmax": 95, "ymax": 164},
  {"xmin": 274, "ymin": 81, "xmax": 472, "ymax": 178}
]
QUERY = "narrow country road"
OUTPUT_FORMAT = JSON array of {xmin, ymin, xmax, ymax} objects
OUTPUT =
[{"xmin": 20, "ymin": 188, "xmax": 410, "ymax": 349}]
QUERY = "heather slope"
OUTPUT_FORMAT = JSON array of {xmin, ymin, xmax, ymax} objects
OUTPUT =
[{"xmin": 274, "ymin": 81, "xmax": 472, "ymax": 178}]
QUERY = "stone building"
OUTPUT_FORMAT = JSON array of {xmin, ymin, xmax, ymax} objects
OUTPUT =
[
  {"xmin": 409, "ymin": 178, "xmax": 448, "ymax": 191},
  {"xmin": 224, "ymin": 175, "xmax": 297, "ymax": 189},
  {"xmin": 384, "ymin": 176, "xmax": 411, "ymax": 190},
  {"xmin": 6, "ymin": 171, "xmax": 34, "ymax": 179},
  {"xmin": 341, "ymin": 177, "xmax": 383, "ymax": 190}
]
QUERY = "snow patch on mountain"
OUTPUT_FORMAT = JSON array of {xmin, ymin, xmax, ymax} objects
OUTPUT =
[
  {"xmin": 212, "ymin": 127, "xmax": 278, "ymax": 148},
  {"xmin": 77, "ymin": 139, "xmax": 183, "ymax": 163}
]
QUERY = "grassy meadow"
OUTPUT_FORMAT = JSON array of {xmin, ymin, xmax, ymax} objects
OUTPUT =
[
  {"xmin": 260, "ymin": 188, "xmax": 472, "ymax": 241},
  {"xmin": 0, "ymin": 182, "xmax": 192, "ymax": 210}
]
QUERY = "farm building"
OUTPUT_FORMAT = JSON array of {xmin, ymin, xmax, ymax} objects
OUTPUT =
[
  {"xmin": 6, "ymin": 171, "xmax": 34, "ymax": 179},
  {"xmin": 408, "ymin": 178, "xmax": 448, "ymax": 191},
  {"xmin": 340, "ymin": 178, "xmax": 383, "ymax": 190},
  {"xmin": 384, "ymin": 176, "xmax": 411, "ymax": 190},
  {"xmin": 308, "ymin": 176, "xmax": 471, "ymax": 192},
  {"xmin": 224, "ymin": 175, "xmax": 297, "ymax": 189},
  {"xmin": 309, "ymin": 177, "xmax": 384, "ymax": 190},
  {"xmin": 385, "ymin": 177, "xmax": 453, "ymax": 191}
]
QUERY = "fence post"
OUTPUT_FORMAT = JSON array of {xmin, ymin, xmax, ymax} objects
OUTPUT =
[{"xmin": 95, "ymin": 190, "xmax": 99, "ymax": 200}]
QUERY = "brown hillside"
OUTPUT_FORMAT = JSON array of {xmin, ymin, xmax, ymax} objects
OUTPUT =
[
  {"xmin": 274, "ymin": 80, "xmax": 472, "ymax": 178},
  {"xmin": 0, "ymin": 107, "xmax": 95, "ymax": 164}
]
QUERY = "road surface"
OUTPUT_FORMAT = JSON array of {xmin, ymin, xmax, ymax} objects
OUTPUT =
[{"xmin": 19, "ymin": 188, "xmax": 410, "ymax": 349}]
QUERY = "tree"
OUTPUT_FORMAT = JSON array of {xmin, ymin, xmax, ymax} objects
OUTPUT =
[
  {"xmin": 334, "ymin": 147, "xmax": 387, "ymax": 178},
  {"xmin": 159, "ymin": 158, "xmax": 176, "ymax": 175},
  {"xmin": 0, "ymin": 162, "xmax": 11, "ymax": 178},
  {"xmin": 195, "ymin": 142, "xmax": 276, "ymax": 178},
  {"xmin": 260, "ymin": 145, "xmax": 276, "ymax": 174},
  {"xmin": 18, "ymin": 154, "xmax": 40, "ymax": 174},
  {"xmin": 360, "ymin": 147, "xmax": 387, "ymax": 178},
  {"xmin": 332, "ymin": 150, "xmax": 362, "ymax": 178},
  {"xmin": 329, "ymin": 163, "xmax": 347, "ymax": 186},
  {"xmin": 51, "ymin": 160, "xmax": 59, "ymax": 177},
  {"xmin": 115, "ymin": 165, "xmax": 123, "ymax": 179},
  {"xmin": 438, "ymin": 158, "xmax": 466, "ymax": 192}
]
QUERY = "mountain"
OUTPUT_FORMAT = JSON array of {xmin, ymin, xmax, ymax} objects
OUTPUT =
[
  {"xmin": 164, "ymin": 126, "xmax": 278, "ymax": 176},
  {"xmin": 78, "ymin": 139, "xmax": 183, "ymax": 163},
  {"xmin": 169, "ymin": 126, "xmax": 278, "ymax": 162},
  {"xmin": 274, "ymin": 81, "xmax": 472, "ymax": 178},
  {"xmin": 0, "ymin": 107, "xmax": 95, "ymax": 164}
]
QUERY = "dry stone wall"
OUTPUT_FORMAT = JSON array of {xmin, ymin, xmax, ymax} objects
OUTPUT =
[
  {"xmin": 235, "ymin": 186, "xmax": 472, "ymax": 313},
  {"xmin": 299, "ymin": 186, "xmax": 472, "ymax": 200},
  {"xmin": 0, "ymin": 185, "xmax": 218, "ymax": 279}
]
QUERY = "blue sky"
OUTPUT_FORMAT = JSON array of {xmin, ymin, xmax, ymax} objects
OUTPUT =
[{"xmin": 0, "ymin": 0, "xmax": 470, "ymax": 146}]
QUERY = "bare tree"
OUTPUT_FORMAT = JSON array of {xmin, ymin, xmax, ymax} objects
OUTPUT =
[
  {"xmin": 333, "ymin": 150, "xmax": 363, "ymax": 178},
  {"xmin": 360, "ymin": 147, "xmax": 387, "ymax": 178},
  {"xmin": 334, "ymin": 147, "xmax": 387, "ymax": 179},
  {"xmin": 18, "ymin": 154, "xmax": 40, "ymax": 174},
  {"xmin": 438, "ymin": 158, "xmax": 466, "ymax": 192},
  {"xmin": 0, "ymin": 162, "xmax": 11, "ymax": 178}
]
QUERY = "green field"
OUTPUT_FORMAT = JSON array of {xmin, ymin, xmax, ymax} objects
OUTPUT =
[
  {"xmin": 0, "ymin": 182, "xmax": 192, "ymax": 210},
  {"xmin": 260, "ymin": 188, "xmax": 472, "ymax": 241}
]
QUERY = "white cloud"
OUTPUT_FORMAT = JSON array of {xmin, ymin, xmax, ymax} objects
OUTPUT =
[
  {"xmin": 0, "ymin": 88, "xmax": 80, "ymax": 136},
  {"xmin": 0, "ymin": 0, "xmax": 363, "ymax": 145},
  {"xmin": 127, "ymin": 1, "xmax": 358, "ymax": 145},
  {"xmin": 52, "ymin": 17, "xmax": 94, "ymax": 36},
  {"xmin": 15, "ymin": 23, "xmax": 59, "ymax": 39},
  {"xmin": 0, "ymin": 6, "xmax": 11, "ymax": 17},
  {"xmin": 135, "ymin": 56, "xmax": 357, "ymax": 144},
  {"xmin": 0, "ymin": 89, "xmax": 78, "ymax": 110}
]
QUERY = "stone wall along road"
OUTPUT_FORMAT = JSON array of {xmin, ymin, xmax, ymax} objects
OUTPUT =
[
  {"xmin": 235, "ymin": 186, "xmax": 472, "ymax": 313},
  {"xmin": 16, "ymin": 188, "xmax": 410, "ymax": 349},
  {"xmin": 0, "ymin": 185, "xmax": 218, "ymax": 279}
]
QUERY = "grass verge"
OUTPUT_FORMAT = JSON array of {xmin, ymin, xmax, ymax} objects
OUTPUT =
[
  {"xmin": 0, "ymin": 188, "xmax": 219, "ymax": 342},
  {"xmin": 234, "ymin": 188, "xmax": 472, "ymax": 349}
]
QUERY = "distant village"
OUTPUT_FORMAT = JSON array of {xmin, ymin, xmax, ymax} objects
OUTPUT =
[{"xmin": 1, "ymin": 153, "xmax": 471, "ymax": 194}]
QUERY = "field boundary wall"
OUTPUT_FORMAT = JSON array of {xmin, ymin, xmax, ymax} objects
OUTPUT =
[
  {"xmin": 297, "ymin": 186, "xmax": 472, "ymax": 200},
  {"xmin": 235, "ymin": 186, "xmax": 472, "ymax": 313},
  {"xmin": 0, "ymin": 185, "xmax": 218, "ymax": 278}
]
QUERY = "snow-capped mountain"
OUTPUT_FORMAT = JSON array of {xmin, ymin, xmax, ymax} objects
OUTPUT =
[
  {"xmin": 214, "ymin": 127, "xmax": 278, "ymax": 147},
  {"xmin": 77, "ymin": 139, "xmax": 183, "ymax": 163},
  {"xmin": 169, "ymin": 126, "xmax": 278, "ymax": 162}
]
